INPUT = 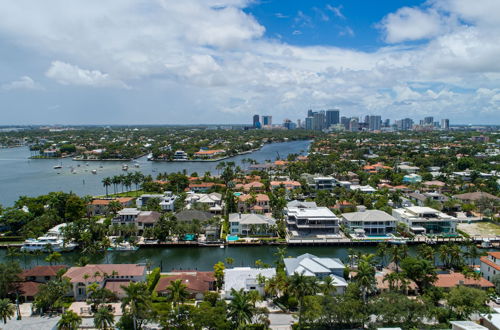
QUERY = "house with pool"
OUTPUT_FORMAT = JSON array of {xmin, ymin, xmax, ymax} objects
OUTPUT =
[
  {"xmin": 228, "ymin": 213, "xmax": 277, "ymax": 236},
  {"xmin": 341, "ymin": 210, "xmax": 397, "ymax": 237},
  {"xmin": 392, "ymin": 206, "xmax": 457, "ymax": 235}
]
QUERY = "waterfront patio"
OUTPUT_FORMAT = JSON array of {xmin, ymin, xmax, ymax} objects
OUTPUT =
[{"xmin": 68, "ymin": 301, "xmax": 123, "ymax": 317}]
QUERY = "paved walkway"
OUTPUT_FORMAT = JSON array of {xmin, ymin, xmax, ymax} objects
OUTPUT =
[{"xmin": 2, "ymin": 315, "xmax": 60, "ymax": 330}]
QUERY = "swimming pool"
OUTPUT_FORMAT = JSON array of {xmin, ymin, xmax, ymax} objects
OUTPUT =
[{"xmin": 227, "ymin": 235, "xmax": 239, "ymax": 241}]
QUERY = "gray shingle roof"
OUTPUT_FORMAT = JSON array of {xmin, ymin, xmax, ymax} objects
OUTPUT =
[{"xmin": 341, "ymin": 210, "xmax": 396, "ymax": 222}]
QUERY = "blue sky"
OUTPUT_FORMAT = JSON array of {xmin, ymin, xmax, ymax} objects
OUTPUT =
[
  {"xmin": 247, "ymin": 0, "xmax": 424, "ymax": 50},
  {"xmin": 0, "ymin": 0, "xmax": 499, "ymax": 125}
]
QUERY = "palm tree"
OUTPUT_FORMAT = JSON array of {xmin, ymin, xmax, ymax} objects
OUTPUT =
[
  {"xmin": 389, "ymin": 244, "xmax": 408, "ymax": 272},
  {"xmin": 45, "ymin": 252, "xmax": 63, "ymax": 265},
  {"xmin": 165, "ymin": 279, "xmax": 189, "ymax": 309},
  {"xmin": 102, "ymin": 177, "xmax": 112, "ymax": 197},
  {"xmin": 57, "ymin": 310, "xmax": 82, "ymax": 330},
  {"xmin": 354, "ymin": 260, "xmax": 376, "ymax": 303},
  {"xmin": 417, "ymin": 245, "xmax": 435, "ymax": 265},
  {"xmin": 321, "ymin": 275, "xmax": 337, "ymax": 295},
  {"xmin": 228, "ymin": 289, "xmax": 255, "ymax": 328},
  {"xmin": 94, "ymin": 306, "xmax": 115, "ymax": 330},
  {"xmin": 0, "ymin": 299, "xmax": 15, "ymax": 324},
  {"xmin": 121, "ymin": 282, "xmax": 152, "ymax": 330},
  {"xmin": 287, "ymin": 272, "xmax": 320, "ymax": 328}
]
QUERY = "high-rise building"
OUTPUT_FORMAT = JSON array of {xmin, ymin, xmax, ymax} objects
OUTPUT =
[
  {"xmin": 368, "ymin": 115, "xmax": 382, "ymax": 131},
  {"xmin": 312, "ymin": 111, "xmax": 326, "ymax": 130},
  {"xmin": 325, "ymin": 109, "xmax": 340, "ymax": 128},
  {"xmin": 253, "ymin": 114, "xmax": 260, "ymax": 128},
  {"xmin": 384, "ymin": 119, "xmax": 391, "ymax": 127},
  {"xmin": 262, "ymin": 116, "xmax": 272, "ymax": 127},
  {"xmin": 349, "ymin": 117, "xmax": 359, "ymax": 132},
  {"xmin": 441, "ymin": 119, "xmax": 450, "ymax": 130},
  {"xmin": 424, "ymin": 116, "xmax": 434, "ymax": 125},
  {"xmin": 305, "ymin": 117, "xmax": 313, "ymax": 130},
  {"xmin": 396, "ymin": 118, "xmax": 413, "ymax": 131},
  {"xmin": 307, "ymin": 109, "xmax": 314, "ymax": 117},
  {"xmin": 283, "ymin": 119, "xmax": 296, "ymax": 130},
  {"xmin": 297, "ymin": 119, "xmax": 302, "ymax": 128},
  {"xmin": 340, "ymin": 116, "xmax": 350, "ymax": 130}
]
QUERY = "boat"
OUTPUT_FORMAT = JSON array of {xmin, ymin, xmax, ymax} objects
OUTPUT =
[
  {"xmin": 219, "ymin": 244, "xmax": 225, "ymax": 249},
  {"xmin": 134, "ymin": 163, "xmax": 140, "ymax": 168},
  {"xmin": 481, "ymin": 239, "xmax": 492, "ymax": 248},
  {"xmin": 53, "ymin": 163, "xmax": 62, "ymax": 169},
  {"xmin": 107, "ymin": 242, "xmax": 139, "ymax": 251},
  {"xmin": 21, "ymin": 236, "xmax": 77, "ymax": 252},
  {"xmin": 122, "ymin": 164, "xmax": 129, "ymax": 171},
  {"xmin": 388, "ymin": 239, "xmax": 407, "ymax": 245},
  {"xmin": 91, "ymin": 169, "xmax": 97, "ymax": 174}
]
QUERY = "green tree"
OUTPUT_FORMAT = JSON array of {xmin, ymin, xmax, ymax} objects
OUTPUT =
[
  {"xmin": 371, "ymin": 292, "xmax": 428, "ymax": 328},
  {"xmin": 45, "ymin": 252, "xmax": 63, "ymax": 266},
  {"xmin": 34, "ymin": 277, "xmax": 71, "ymax": 313},
  {"xmin": 57, "ymin": 310, "xmax": 82, "ymax": 330},
  {"xmin": 227, "ymin": 289, "xmax": 255, "ymax": 328},
  {"xmin": 214, "ymin": 261, "xmax": 225, "ymax": 290},
  {"xmin": 446, "ymin": 285, "xmax": 490, "ymax": 320},
  {"xmin": 94, "ymin": 306, "xmax": 115, "ymax": 330},
  {"xmin": 0, "ymin": 298, "xmax": 15, "ymax": 324},
  {"xmin": 400, "ymin": 257, "xmax": 437, "ymax": 294},
  {"xmin": 288, "ymin": 272, "xmax": 320, "ymax": 328},
  {"xmin": 102, "ymin": 177, "xmax": 112, "ymax": 197},
  {"xmin": 165, "ymin": 279, "xmax": 189, "ymax": 309},
  {"xmin": 0, "ymin": 262, "xmax": 22, "ymax": 298},
  {"xmin": 354, "ymin": 259, "xmax": 376, "ymax": 303},
  {"xmin": 120, "ymin": 282, "xmax": 153, "ymax": 330}
]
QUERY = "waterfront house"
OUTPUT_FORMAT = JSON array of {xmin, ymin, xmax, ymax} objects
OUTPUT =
[
  {"xmin": 42, "ymin": 148, "xmax": 59, "ymax": 157},
  {"xmin": 228, "ymin": 213, "xmax": 276, "ymax": 236},
  {"xmin": 185, "ymin": 192, "xmax": 224, "ymax": 214},
  {"xmin": 237, "ymin": 194, "xmax": 270, "ymax": 213},
  {"xmin": 21, "ymin": 265, "xmax": 67, "ymax": 283},
  {"xmin": 341, "ymin": 210, "xmax": 396, "ymax": 236},
  {"xmin": 286, "ymin": 206, "xmax": 340, "ymax": 236},
  {"xmin": 89, "ymin": 197, "xmax": 135, "ymax": 216},
  {"xmin": 193, "ymin": 149, "xmax": 225, "ymax": 159},
  {"xmin": 349, "ymin": 184, "xmax": 377, "ymax": 193},
  {"xmin": 136, "ymin": 192, "xmax": 177, "ymax": 212},
  {"xmin": 303, "ymin": 175, "xmax": 339, "ymax": 191},
  {"xmin": 174, "ymin": 209, "xmax": 220, "ymax": 240},
  {"xmin": 64, "ymin": 264, "xmax": 147, "ymax": 300},
  {"xmin": 155, "ymin": 271, "xmax": 216, "ymax": 300},
  {"xmin": 112, "ymin": 208, "xmax": 161, "ymax": 235},
  {"xmin": 283, "ymin": 253, "xmax": 347, "ymax": 294},
  {"xmin": 434, "ymin": 272, "xmax": 493, "ymax": 290},
  {"xmin": 223, "ymin": 267, "xmax": 276, "ymax": 299},
  {"xmin": 392, "ymin": 206, "xmax": 457, "ymax": 235},
  {"xmin": 173, "ymin": 150, "xmax": 188, "ymax": 160},
  {"xmin": 286, "ymin": 200, "xmax": 317, "ymax": 209},
  {"xmin": 480, "ymin": 252, "xmax": 500, "ymax": 281},
  {"xmin": 188, "ymin": 182, "xmax": 225, "ymax": 193}
]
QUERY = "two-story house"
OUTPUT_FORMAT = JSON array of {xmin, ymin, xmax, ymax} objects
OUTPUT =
[
  {"xmin": 341, "ymin": 210, "xmax": 397, "ymax": 236},
  {"xmin": 64, "ymin": 264, "xmax": 147, "ymax": 300},
  {"xmin": 480, "ymin": 252, "xmax": 500, "ymax": 282},
  {"xmin": 229, "ymin": 213, "xmax": 276, "ymax": 236},
  {"xmin": 237, "ymin": 194, "xmax": 270, "ymax": 213},
  {"xmin": 392, "ymin": 206, "xmax": 457, "ymax": 235},
  {"xmin": 112, "ymin": 208, "xmax": 161, "ymax": 235},
  {"xmin": 286, "ymin": 206, "xmax": 340, "ymax": 236}
]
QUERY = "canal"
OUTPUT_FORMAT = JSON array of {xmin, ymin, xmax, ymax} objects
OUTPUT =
[
  {"xmin": 1, "ymin": 245, "xmax": 400, "ymax": 271},
  {"xmin": 0, "ymin": 140, "xmax": 310, "ymax": 206}
]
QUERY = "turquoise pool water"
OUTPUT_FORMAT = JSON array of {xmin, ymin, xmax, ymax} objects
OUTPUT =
[{"xmin": 227, "ymin": 235, "xmax": 239, "ymax": 241}]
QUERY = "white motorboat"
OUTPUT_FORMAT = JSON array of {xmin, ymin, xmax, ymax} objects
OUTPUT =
[
  {"xmin": 21, "ymin": 236, "xmax": 77, "ymax": 252},
  {"xmin": 53, "ymin": 163, "xmax": 62, "ymax": 169},
  {"xmin": 91, "ymin": 169, "xmax": 97, "ymax": 174},
  {"xmin": 107, "ymin": 242, "xmax": 139, "ymax": 251},
  {"xmin": 122, "ymin": 164, "xmax": 129, "ymax": 171}
]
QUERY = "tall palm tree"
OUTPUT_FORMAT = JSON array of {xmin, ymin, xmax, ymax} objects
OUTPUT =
[
  {"xmin": 417, "ymin": 245, "xmax": 436, "ymax": 265},
  {"xmin": 0, "ymin": 299, "xmax": 15, "ymax": 324},
  {"xmin": 121, "ymin": 282, "xmax": 151, "ymax": 330},
  {"xmin": 321, "ymin": 275, "xmax": 337, "ymax": 295},
  {"xmin": 287, "ymin": 272, "xmax": 320, "ymax": 328},
  {"xmin": 354, "ymin": 260, "xmax": 376, "ymax": 303},
  {"xmin": 228, "ymin": 289, "xmax": 255, "ymax": 328},
  {"xmin": 57, "ymin": 310, "xmax": 82, "ymax": 330},
  {"xmin": 165, "ymin": 279, "xmax": 189, "ymax": 309},
  {"xmin": 94, "ymin": 306, "xmax": 115, "ymax": 330},
  {"xmin": 102, "ymin": 177, "xmax": 112, "ymax": 197},
  {"xmin": 389, "ymin": 244, "xmax": 408, "ymax": 272}
]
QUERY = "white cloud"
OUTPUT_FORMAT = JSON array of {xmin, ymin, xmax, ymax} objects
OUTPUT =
[
  {"xmin": 0, "ymin": 0, "xmax": 499, "ymax": 123},
  {"xmin": 1, "ymin": 76, "xmax": 41, "ymax": 90},
  {"xmin": 381, "ymin": 7, "xmax": 445, "ymax": 43},
  {"xmin": 45, "ymin": 61, "xmax": 128, "ymax": 88},
  {"xmin": 326, "ymin": 4, "xmax": 345, "ymax": 19}
]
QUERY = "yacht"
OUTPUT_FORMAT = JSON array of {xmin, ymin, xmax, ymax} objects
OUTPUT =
[
  {"xmin": 107, "ymin": 242, "xmax": 139, "ymax": 251},
  {"xmin": 91, "ymin": 169, "xmax": 97, "ymax": 174},
  {"xmin": 53, "ymin": 163, "xmax": 62, "ymax": 169},
  {"xmin": 21, "ymin": 236, "xmax": 77, "ymax": 252},
  {"xmin": 122, "ymin": 164, "xmax": 129, "ymax": 171}
]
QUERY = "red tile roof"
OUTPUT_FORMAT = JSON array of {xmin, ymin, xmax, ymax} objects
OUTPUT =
[
  {"xmin": 104, "ymin": 280, "xmax": 131, "ymax": 296},
  {"xmin": 17, "ymin": 281, "xmax": 41, "ymax": 297},
  {"xmin": 155, "ymin": 271, "xmax": 215, "ymax": 294},
  {"xmin": 481, "ymin": 255, "xmax": 500, "ymax": 271},
  {"xmin": 435, "ymin": 272, "xmax": 494, "ymax": 288},
  {"xmin": 22, "ymin": 265, "xmax": 67, "ymax": 278},
  {"xmin": 64, "ymin": 264, "xmax": 146, "ymax": 283}
]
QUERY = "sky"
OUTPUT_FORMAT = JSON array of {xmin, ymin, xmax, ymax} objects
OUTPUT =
[{"xmin": 0, "ymin": 0, "xmax": 499, "ymax": 125}]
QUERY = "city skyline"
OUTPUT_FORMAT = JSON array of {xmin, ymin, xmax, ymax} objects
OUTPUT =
[{"xmin": 0, "ymin": 0, "xmax": 500, "ymax": 125}]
